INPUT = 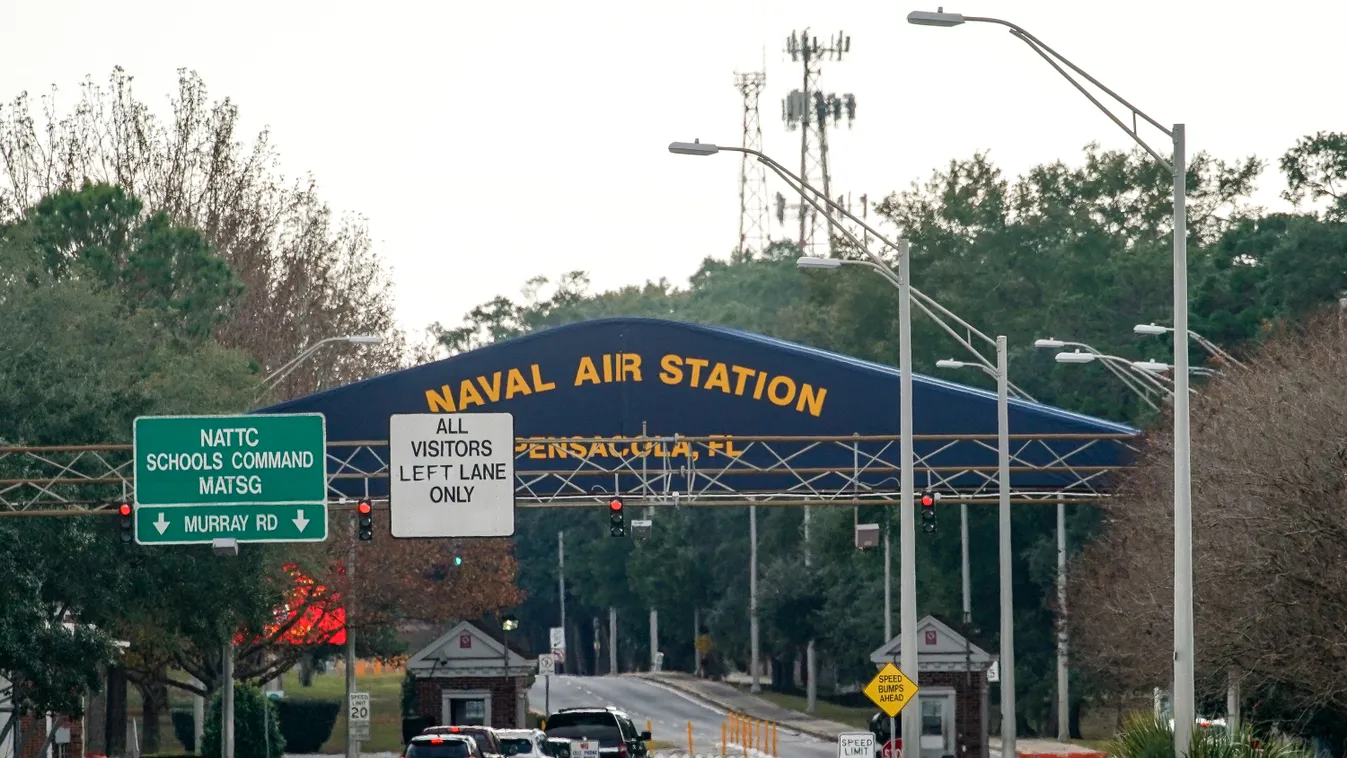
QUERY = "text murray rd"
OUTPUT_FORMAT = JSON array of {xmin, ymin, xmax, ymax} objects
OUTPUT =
[{"xmin": 389, "ymin": 413, "xmax": 517, "ymax": 539}]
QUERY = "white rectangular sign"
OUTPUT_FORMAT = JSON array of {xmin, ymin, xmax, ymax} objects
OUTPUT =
[
  {"xmin": 538, "ymin": 654, "xmax": 555, "ymax": 675},
  {"xmin": 577, "ymin": 740, "xmax": 600, "ymax": 758},
  {"xmin": 549, "ymin": 626, "xmax": 566, "ymax": 652},
  {"xmin": 838, "ymin": 732, "xmax": 875, "ymax": 758},
  {"xmin": 390, "ymin": 413, "xmax": 516, "ymax": 537},
  {"xmin": 349, "ymin": 691, "xmax": 371, "ymax": 741}
]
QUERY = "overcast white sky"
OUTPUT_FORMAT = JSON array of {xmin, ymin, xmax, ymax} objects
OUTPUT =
[{"xmin": 3, "ymin": 0, "xmax": 1344, "ymax": 344}]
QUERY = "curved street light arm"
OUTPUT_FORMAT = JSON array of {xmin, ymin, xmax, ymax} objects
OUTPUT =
[
  {"xmin": 963, "ymin": 17, "xmax": 1174, "ymax": 171},
  {"xmin": 1190, "ymin": 332, "xmax": 1246, "ymax": 368},
  {"xmin": 759, "ymin": 154, "xmax": 1036, "ymax": 402},
  {"xmin": 1060, "ymin": 341, "xmax": 1172, "ymax": 400}
]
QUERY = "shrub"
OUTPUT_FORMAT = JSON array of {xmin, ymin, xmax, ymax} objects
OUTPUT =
[
  {"xmin": 401, "ymin": 672, "xmax": 417, "ymax": 717},
  {"xmin": 170, "ymin": 710, "xmax": 196, "ymax": 752},
  {"xmin": 1109, "ymin": 714, "xmax": 1316, "ymax": 758},
  {"xmin": 275, "ymin": 699, "xmax": 341, "ymax": 753},
  {"xmin": 402, "ymin": 716, "xmax": 436, "ymax": 745},
  {"xmin": 201, "ymin": 683, "xmax": 285, "ymax": 758}
]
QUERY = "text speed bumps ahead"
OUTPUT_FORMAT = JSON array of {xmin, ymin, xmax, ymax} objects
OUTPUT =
[{"xmin": 389, "ymin": 413, "xmax": 516, "ymax": 538}]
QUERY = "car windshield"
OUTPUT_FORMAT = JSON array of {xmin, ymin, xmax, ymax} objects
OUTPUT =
[
  {"xmin": 500, "ymin": 739, "xmax": 534, "ymax": 756},
  {"xmin": 408, "ymin": 742, "xmax": 473, "ymax": 758}
]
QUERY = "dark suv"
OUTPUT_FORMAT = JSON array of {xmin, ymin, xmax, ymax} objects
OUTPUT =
[{"xmin": 542, "ymin": 708, "xmax": 650, "ymax": 758}]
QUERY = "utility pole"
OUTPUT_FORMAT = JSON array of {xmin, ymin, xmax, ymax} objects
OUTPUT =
[
  {"xmin": 1057, "ymin": 500, "xmax": 1069, "ymax": 740},
  {"xmin": 750, "ymin": 505, "xmax": 761, "ymax": 692},
  {"xmin": 609, "ymin": 608, "xmax": 618, "ymax": 674},
  {"xmin": 346, "ymin": 513, "xmax": 359, "ymax": 758},
  {"xmin": 222, "ymin": 646, "xmax": 234, "ymax": 758},
  {"xmin": 803, "ymin": 506, "xmax": 816, "ymax": 712},
  {"xmin": 558, "ymin": 531, "xmax": 566, "ymax": 674}
]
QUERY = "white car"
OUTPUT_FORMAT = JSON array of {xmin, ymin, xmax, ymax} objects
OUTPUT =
[{"xmin": 497, "ymin": 729, "xmax": 551, "ymax": 758}]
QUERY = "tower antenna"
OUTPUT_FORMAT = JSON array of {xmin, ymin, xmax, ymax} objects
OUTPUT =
[
  {"xmin": 734, "ymin": 71, "xmax": 769, "ymax": 259},
  {"xmin": 781, "ymin": 28, "xmax": 856, "ymax": 255}
]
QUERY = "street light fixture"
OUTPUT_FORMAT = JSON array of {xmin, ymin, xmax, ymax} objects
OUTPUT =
[
  {"xmin": 1054, "ymin": 350, "xmax": 1096, "ymax": 365},
  {"xmin": 906, "ymin": 9, "xmax": 966, "ymax": 26},
  {"xmin": 796, "ymin": 256, "xmax": 844, "ymax": 270},
  {"xmin": 909, "ymin": 11, "xmax": 1197, "ymax": 750},
  {"xmin": 1033, "ymin": 338, "xmax": 1066, "ymax": 349},
  {"xmin": 668, "ymin": 140, "xmax": 719, "ymax": 156},
  {"xmin": 1134, "ymin": 323, "xmax": 1245, "ymax": 368}
]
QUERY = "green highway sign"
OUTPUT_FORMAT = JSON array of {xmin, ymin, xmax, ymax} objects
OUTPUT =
[
  {"xmin": 134, "ymin": 502, "xmax": 328, "ymax": 545},
  {"xmin": 133, "ymin": 413, "xmax": 329, "ymax": 546},
  {"xmin": 134, "ymin": 414, "xmax": 327, "ymax": 506}
]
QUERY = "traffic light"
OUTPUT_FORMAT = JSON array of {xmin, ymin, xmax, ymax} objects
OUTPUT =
[
  {"xmin": 118, "ymin": 503, "xmax": 133, "ymax": 543},
  {"xmin": 609, "ymin": 497, "xmax": 625, "ymax": 537},
  {"xmin": 357, "ymin": 499, "xmax": 373, "ymax": 541},
  {"xmin": 920, "ymin": 491, "xmax": 937, "ymax": 533}
]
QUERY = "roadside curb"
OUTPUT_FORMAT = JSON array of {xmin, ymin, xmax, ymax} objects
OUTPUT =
[{"xmin": 631, "ymin": 673, "xmax": 843, "ymax": 743}]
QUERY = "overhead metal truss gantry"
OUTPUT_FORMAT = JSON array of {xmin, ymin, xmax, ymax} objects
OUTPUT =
[{"xmin": 0, "ymin": 432, "xmax": 1136, "ymax": 515}]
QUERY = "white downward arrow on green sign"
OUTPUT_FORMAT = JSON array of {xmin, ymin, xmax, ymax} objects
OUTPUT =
[
  {"xmin": 154, "ymin": 512, "xmax": 169, "ymax": 534},
  {"xmin": 293, "ymin": 510, "xmax": 310, "ymax": 532}
]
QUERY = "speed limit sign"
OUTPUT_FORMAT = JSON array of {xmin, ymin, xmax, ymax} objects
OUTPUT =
[{"xmin": 349, "ymin": 691, "xmax": 371, "ymax": 741}]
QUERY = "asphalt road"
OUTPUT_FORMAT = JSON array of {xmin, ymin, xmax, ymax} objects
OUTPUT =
[{"xmin": 527, "ymin": 675, "xmax": 836, "ymax": 758}]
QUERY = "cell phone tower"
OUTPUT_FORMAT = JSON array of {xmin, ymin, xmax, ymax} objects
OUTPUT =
[
  {"xmin": 781, "ymin": 28, "xmax": 856, "ymax": 255},
  {"xmin": 734, "ymin": 71, "xmax": 769, "ymax": 259}
]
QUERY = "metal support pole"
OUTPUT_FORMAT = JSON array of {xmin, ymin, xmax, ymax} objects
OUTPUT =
[
  {"xmin": 192, "ymin": 679, "xmax": 204, "ymax": 756},
  {"xmin": 346, "ymin": 516, "xmax": 359, "ymax": 758},
  {"xmin": 883, "ymin": 517, "xmax": 892, "ymax": 642},
  {"xmin": 1056, "ymin": 499, "xmax": 1069, "ymax": 741},
  {"xmin": 648, "ymin": 609, "xmax": 658, "ymax": 672},
  {"xmin": 804, "ymin": 506, "xmax": 816, "ymax": 712},
  {"xmin": 1172, "ymin": 123, "xmax": 1195, "ymax": 758},
  {"xmin": 962, "ymin": 502, "xmax": 972, "ymax": 699},
  {"xmin": 611, "ymin": 608, "xmax": 619, "ymax": 674},
  {"xmin": 750, "ymin": 505, "xmax": 761, "ymax": 692},
  {"xmin": 996, "ymin": 335, "xmax": 1016, "ymax": 758},
  {"xmin": 1226, "ymin": 667, "xmax": 1240, "ymax": 734},
  {"xmin": 898, "ymin": 240, "xmax": 921, "ymax": 745},
  {"xmin": 558, "ymin": 531, "xmax": 567, "ymax": 674},
  {"xmin": 222, "ymin": 645, "xmax": 234, "ymax": 758}
]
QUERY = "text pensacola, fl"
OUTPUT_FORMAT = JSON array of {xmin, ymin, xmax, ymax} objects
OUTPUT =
[{"xmin": 141, "ymin": 427, "xmax": 317, "ymax": 496}]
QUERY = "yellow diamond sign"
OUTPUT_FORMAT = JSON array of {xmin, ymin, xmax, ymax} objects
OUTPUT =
[{"xmin": 864, "ymin": 662, "xmax": 918, "ymax": 718}]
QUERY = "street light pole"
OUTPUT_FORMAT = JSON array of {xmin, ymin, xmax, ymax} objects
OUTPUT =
[
  {"xmin": 896, "ymin": 239, "xmax": 920, "ymax": 748},
  {"xmin": 934, "ymin": 339, "xmax": 1014, "ymax": 756},
  {"xmin": 669, "ymin": 140, "xmax": 922, "ymax": 737},
  {"xmin": 253, "ymin": 334, "xmax": 383, "ymax": 405},
  {"xmin": 907, "ymin": 11, "xmax": 1194, "ymax": 751}
]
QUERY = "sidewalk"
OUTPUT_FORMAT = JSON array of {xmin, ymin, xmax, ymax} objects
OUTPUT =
[
  {"xmin": 634, "ymin": 672, "xmax": 857, "ymax": 742},
  {"xmin": 990, "ymin": 737, "xmax": 1108, "ymax": 758}
]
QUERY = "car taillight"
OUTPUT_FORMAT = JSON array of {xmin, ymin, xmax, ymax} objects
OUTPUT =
[{"xmin": 617, "ymin": 746, "xmax": 628, "ymax": 758}]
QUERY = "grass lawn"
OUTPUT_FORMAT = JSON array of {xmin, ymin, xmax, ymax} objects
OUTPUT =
[
  {"xmin": 735, "ymin": 689, "xmax": 873, "ymax": 730},
  {"xmin": 278, "ymin": 669, "xmax": 406, "ymax": 754}
]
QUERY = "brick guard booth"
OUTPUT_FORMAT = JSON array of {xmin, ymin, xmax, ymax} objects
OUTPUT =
[
  {"xmin": 869, "ymin": 616, "xmax": 994, "ymax": 758},
  {"xmin": 407, "ymin": 621, "xmax": 536, "ymax": 730}
]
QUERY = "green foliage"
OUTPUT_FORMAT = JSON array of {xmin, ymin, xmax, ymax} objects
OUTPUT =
[
  {"xmin": 201, "ymin": 684, "xmax": 285, "ymax": 758},
  {"xmin": 171, "ymin": 709, "xmax": 196, "ymax": 752},
  {"xmin": 15, "ymin": 180, "xmax": 243, "ymax": 340},
  {"xmin": 446, "ymin": 133, "xmax": 1347, "ymax": 735},
  {"xmin": 274, "ymin": 699, "xmax": 341, "ymax": 753},
  {"xmin": 1108, "ymin": 714, "xmax": 1314, "ymax": 758},
  {"xmin": 401, "ymin": 671, "xmax": 417, "ymax": 717}
]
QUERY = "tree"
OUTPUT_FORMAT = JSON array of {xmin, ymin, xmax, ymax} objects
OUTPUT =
[
  {"xmin": 1069, "ymin": 310, "xmax": 1347, "ymax": 720},
  {"xmin": 0, "ymin": 67, "xmax": 402, "ymax": 396},
  {"xmin": 429, "ymin": 133, "xmax": 1347, "ymax": 735}
]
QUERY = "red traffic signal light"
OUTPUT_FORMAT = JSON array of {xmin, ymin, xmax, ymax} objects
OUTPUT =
[
  {"xmin": 609, "ymin": 498, "xmax": 623, "ymax": 512},
  {"xmin": 118, "ymin": 503, "xmax": 132, "ymax": 517},
  {"xmin": 920, "ymin": 494, "xmax": 935, "ymax": 507},
  {"xmin": 357, "ymin": 500, "xmax": 372, "ymax": 515}
]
